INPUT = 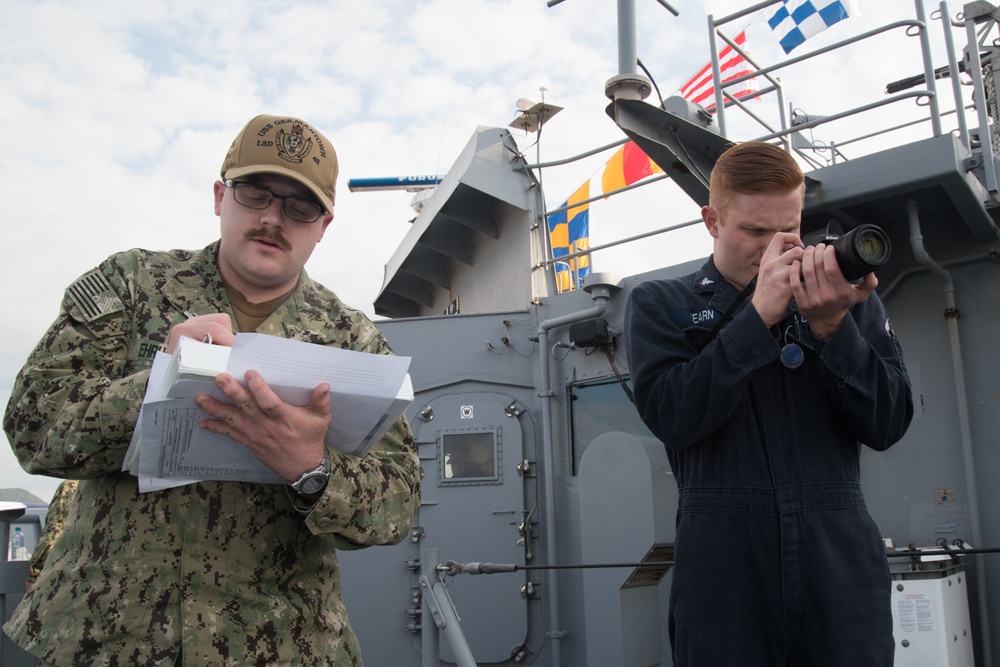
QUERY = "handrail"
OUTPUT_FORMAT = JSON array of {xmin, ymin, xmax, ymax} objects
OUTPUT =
[
  {"xmin": 709, "ymin": 7, "xmax": 934, "ymax": 138},
  {"xmin": 531, "ymin": 0, "xmax": 981, "ymax": 288},
  {"xmin": 541, "ymin": 216, "xmax": 703, "ymax": 269},
  {"xmin": 754, "ymin": 90, "xmax": 934, "ymax": 143}
]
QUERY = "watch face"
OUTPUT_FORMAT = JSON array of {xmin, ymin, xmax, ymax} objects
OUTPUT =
[{"xmin": 299, "ymin": 474, "xmax": 327, "ymax": 495}]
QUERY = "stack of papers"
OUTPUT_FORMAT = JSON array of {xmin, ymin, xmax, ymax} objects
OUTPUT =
[{"xmin": 124, "ymin": 333, "xmax": 412, "ymax": 492}]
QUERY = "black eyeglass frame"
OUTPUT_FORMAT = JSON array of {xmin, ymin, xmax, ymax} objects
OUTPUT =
[{"xmin": 224, "ymin": 179, "xmax": 326, "ymax": 223}]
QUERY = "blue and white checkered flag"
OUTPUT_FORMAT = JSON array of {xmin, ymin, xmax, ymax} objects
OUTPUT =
[{"xmin": 767, "ymin": 0, "xmax": 860, "ymax": 54}]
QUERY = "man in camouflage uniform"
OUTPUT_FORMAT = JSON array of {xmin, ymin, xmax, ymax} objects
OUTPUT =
[{"xmin": 3, "ymin": 114, "xmax": 421, "ymax": 666}]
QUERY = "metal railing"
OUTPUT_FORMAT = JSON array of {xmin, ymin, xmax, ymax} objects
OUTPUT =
[{"xmin": 533, "ymin": 0, "xmax": 985, "ymax": 290}]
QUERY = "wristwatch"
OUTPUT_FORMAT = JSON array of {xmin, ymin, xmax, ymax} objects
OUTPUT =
[{"xmin": 289, "ymin": 450, "xmax": 331, "ymax": 496}]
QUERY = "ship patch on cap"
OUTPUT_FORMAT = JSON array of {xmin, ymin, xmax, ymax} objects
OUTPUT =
[{"xmin": 276, "ymin": 123, "xmax": 312, "ymax": 164}]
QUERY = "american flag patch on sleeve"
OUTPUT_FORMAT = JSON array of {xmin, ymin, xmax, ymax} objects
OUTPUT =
[{"xmin": 67, "ymin": 269, "xmax": 124, "ymax": 321}]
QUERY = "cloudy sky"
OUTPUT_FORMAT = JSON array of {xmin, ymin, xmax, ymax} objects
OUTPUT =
[{"xmin": 1, "ymin": 0, "xmax": 964, "ymax": 502}]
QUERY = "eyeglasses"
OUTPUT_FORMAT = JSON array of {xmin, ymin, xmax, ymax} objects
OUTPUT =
[{"xmin": 225, "ymin": 180, "xmax": 325, "ymax": 223}]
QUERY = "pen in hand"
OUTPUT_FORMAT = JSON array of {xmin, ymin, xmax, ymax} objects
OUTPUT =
[{"xmin": 182, "ymin": 310, "xmax": 213, "ymax": 344}]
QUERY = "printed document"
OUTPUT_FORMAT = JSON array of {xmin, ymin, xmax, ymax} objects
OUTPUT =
[{"xmin": 124, "ymin": 334, "xmax": 412, "ymax": 492}]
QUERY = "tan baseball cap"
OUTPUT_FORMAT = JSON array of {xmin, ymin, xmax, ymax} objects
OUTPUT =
[{"xmin": 221, "ymin": 114, "xmax": 339, "ymax": 212}]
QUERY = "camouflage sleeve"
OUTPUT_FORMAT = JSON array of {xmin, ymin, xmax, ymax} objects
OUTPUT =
[
  {"xmin": 301, "ymin": 416, "xmax": 420, "ymax": 549},
  {"xmin": 4, "ymin": 260, "xmax": 147, "ymax": 478},
  {"xmin": 293, "ymin": 310, "xmax": 421, "ymax": 548},
  {"xmin": 25, "ymin": 480, "xmax": 79, "ymax": 586}
]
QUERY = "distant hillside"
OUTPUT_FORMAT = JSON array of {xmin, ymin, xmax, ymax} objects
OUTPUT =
[{"xmin": 0, "ymin": 488, "xmax": 45, "ymax": 504}]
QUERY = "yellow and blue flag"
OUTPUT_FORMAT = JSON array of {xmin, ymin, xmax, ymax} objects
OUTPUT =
[{"xmin": 547, "ymin": 181, "xmax": 591, "ymax": 293}]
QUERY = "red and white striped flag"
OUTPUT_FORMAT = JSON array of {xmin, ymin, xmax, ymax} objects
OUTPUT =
[
  {"xmin": 678, "ymin": 31, "xmax": 758, "ymax": 111},
  {"xmin": 547, "ymin": 30, "xmax": 759, "ymax": 279}
]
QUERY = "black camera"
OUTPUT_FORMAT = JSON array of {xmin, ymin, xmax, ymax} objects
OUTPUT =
[{"xmin": 804, "ymin": 223, "xmax": 891, "ymax": 281}]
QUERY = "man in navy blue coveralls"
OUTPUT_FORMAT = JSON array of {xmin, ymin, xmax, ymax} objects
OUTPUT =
[{"xmin": 625, "ymin": 141, "xmax": 912, "ymax": 666}]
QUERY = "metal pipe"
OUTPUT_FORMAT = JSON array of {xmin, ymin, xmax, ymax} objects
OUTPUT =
[
  {"xmin": 914, "ymin": 0, "xmax": 943, "ymax": 136},
  {"xmin": 755, "ymin": 90, "xmax": 931, "ymax": 143},
  {"xmin": 534, "ymin": 282, "xmax": 617, "ymax": 667},
  {"xmin": 525, "ymin": 138, "xmax": 628, "ymax": 170},
  {"xmin": 430, "ymin": 583, "xmax": 477, "ymax": 666},
  {"xmin": 444, "ymin": 546, "xmax": 1000, "ymax": 573},
  {"xmin": 707, "ymin": 15, "xmax": 726, "ymax": 136},
  {"xmin": 964, "ymin": 14, "xmax": 999, "ymax": 193},
  {"xmin": 617, "ymin": 0, "xmax": 638, "ymax": 75},
  {"xmin": 651, "ymin": 0, "xmax": 679, "ymax": 16},
  {"xmin": 421, "ymin": 548, "xmax": 479, "ymax": 666},
  {"xmin": 938, "ymin": 1, "xmax": 969, "ymax": 147},
  {"xmin": 528, "ymin": 156, "xmax": 559, "ymax": 303},
  {"xmin": 542, "ymin": 216, "xmax": 703, "ymax": 269},
  {"xmin": 879, "ymin": 249, "xmax": 997, "ymax": 300},
  {"xmin": 543, "ymin": 174, "xmax": 669, "ymax": 218},
  {"xmin": 421, "ymin": 549, "xmax": 440, "ymax": 667},
  {"xmin": 712, "ymin": 0, "xmax": 780, "ymax": 25},
  {"xmin": 906, "ymin": 199, "xmax": 993, "ymax": 666}
]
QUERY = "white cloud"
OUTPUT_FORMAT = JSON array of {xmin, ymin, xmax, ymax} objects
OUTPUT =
[{"xmin": 0, "ymin": 0, "xmax": 961, "ymax": 501}]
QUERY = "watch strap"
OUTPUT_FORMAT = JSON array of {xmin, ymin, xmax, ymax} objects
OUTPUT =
[{"xmin": 289, "ymin": 449, "xmax": 331, "ymax": 494}]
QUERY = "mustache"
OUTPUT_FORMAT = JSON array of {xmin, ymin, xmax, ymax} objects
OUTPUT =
[{"xmin": 245, "ymin": 227, "xmax": 292, "ymax": 251}]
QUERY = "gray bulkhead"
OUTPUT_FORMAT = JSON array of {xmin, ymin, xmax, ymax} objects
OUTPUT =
[
  {"xmin": 339, "ymin": 127, "xmax": 1000, "ymax": 665},
  {"xmin": 339, "ymin": 61, "xmax": 1000, "ymax": 667}
]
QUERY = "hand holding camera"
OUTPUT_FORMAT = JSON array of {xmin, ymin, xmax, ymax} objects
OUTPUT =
[
  {"xmin": 792, "ymin": 227, "xmax": 886, "ymax": 339},
  {"xmin": 755, "ymin": 223, "xmax": 890, "ymax": 339},
  {"xmin": 805, "ymin": 223, "xmax": 891, "ymax": 281}
]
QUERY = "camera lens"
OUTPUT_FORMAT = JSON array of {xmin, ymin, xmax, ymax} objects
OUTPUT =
[
  {"xmin": 854, "ymin": 229, "xmax": 888, "ymax": 265},
  {"xmin": 833, "ymin": 224, "xmax": 891, "ymax": 281}
]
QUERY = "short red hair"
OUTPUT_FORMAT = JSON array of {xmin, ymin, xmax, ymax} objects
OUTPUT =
[{"xmin": 709, "ymin": 141, "xmax": 804, "ymax": 214}]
